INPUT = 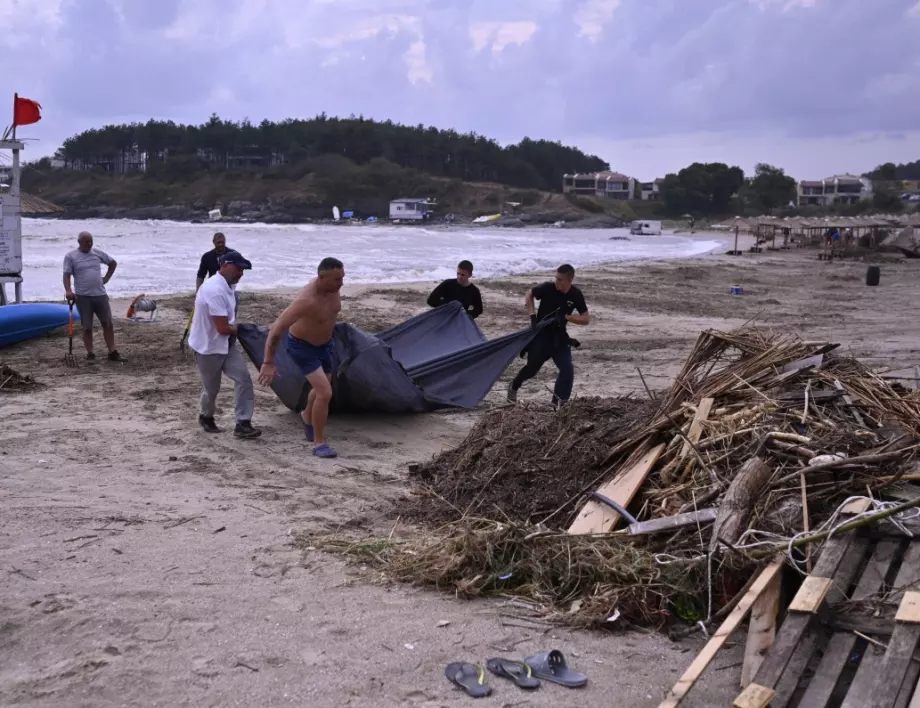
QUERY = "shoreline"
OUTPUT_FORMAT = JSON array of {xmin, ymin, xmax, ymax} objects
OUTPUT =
[{"xmin": 19, "ymin": 230, "xmax": 735, "ymax": 305}]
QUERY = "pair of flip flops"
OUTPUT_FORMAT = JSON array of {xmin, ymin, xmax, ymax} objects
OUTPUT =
[{"xmin": 445, "ymin": 650, "xmax": 587, "ymax": 697}]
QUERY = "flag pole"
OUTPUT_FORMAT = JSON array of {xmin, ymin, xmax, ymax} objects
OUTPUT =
[{"xmin": 11, "ymin": 92, "xmax": 17, "ymax": 141}]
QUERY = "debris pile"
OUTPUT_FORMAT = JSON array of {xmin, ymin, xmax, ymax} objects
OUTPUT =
[
  {"xmin": 404, "ymin": 396, "xmax": 657, "ymax": 525},
  {"xmin": 0, "ymin": 364, "xmax": 38, "ymax": 392},
  {"xmin": 316, "ymin": 327, "xmax": 920, "ymax": 629}
]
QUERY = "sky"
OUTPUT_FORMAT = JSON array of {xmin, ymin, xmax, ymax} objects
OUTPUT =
[{"xmin": 2, "ymin": 0, "xmax": 919, "ymax": 181}]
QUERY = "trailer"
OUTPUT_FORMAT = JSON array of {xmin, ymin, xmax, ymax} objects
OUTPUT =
[{"xmin": 629, "ymin": 220, "xmax": 662, "ymax": 235}]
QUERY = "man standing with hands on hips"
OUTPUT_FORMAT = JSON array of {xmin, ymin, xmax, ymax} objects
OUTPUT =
[
  {"xmin": 188, "ymin": 251, "xmax": 262, "ymax": 439},
  {"xmin": 507, "ymin": 263, "xmax": 590, "ymax": 407},
  {"xmin": 63, "ymin": 231, "xmax": 127, "ymax": 362}
]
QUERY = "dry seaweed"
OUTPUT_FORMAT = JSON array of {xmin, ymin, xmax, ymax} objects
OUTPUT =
[
  {"xmin": 314, "ymin": 326, "xmax": 920, "ymax": 629},
  {"xmin": 403, "ymin": 396, "xmax": 657, "ymax": 525},
  {"xmin": 0, "ymin": 364, "xmax": 39, "ymax": 392}
]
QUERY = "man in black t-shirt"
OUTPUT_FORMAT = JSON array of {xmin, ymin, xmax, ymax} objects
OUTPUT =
[
  {"xmin": 196, "ymin": 232, "xmax": 241, "ymax": 309},
  {"xmin": 507, "ymin": 263, "xmax": 590, "ymax": 406},
  {"xmin": 426, "ymin": 260, "xmax": 483, "ymax": 320},
  {"xmin": 196, "ymin": 232, "xmax": 231, "ymax": 291}
]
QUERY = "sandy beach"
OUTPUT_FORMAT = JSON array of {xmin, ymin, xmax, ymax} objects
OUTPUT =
[{"xmin": 3, "ymin": 235, "xmax": 919, "ymax": 707}]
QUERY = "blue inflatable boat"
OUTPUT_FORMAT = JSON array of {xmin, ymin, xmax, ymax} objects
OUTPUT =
[{"xmin": 0, "ymin": 303, "xmax": 73, "ymax": 347}]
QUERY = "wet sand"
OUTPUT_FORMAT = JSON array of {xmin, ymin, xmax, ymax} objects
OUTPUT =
[{"xmin": 2, "ymin": 237, "xmax": 918, "ymax": 707}]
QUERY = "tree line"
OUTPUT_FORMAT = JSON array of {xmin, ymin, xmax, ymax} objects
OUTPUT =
[{"xmin": 55, "ymin": 113, "xmax": 609, "ymax": 192}]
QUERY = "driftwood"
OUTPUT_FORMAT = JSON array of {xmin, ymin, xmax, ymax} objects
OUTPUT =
[{"xmin": 709, "ymin": 456, "xmax": 773, "ymax": 553}]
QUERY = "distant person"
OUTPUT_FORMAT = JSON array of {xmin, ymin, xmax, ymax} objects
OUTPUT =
[
  {"xmin": 507, "ymin": 264, "xmax": 590, "ymax": 407},
  {"xmin": 188, "ymin": 251, "xmax": 261, "ymax": 439},
  {"xmin": 426, "ymin": 260, "xmax": 483, "ymax": 319},
  {"xmin": 258, "ymin": 257, "xmax": 345, "ymax": 459},
  {"xmin": 196, "ymin": 232, "xmax": 241, "ymax": 309},
  {"xmin": 62, "ymin": 231, "xmax": 127, "ymax": 362}
]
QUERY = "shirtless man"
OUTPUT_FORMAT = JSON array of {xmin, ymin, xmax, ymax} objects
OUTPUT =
[{"xmin": 258, "ymin": 257, "xmax": 344, "ymax": 458}]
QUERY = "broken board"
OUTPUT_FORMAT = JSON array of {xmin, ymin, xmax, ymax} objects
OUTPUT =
[
  {"xmin": 567, "ymin": 443, "xmax": 665, "ymax": 535},
  {"xmin": 734, "ymin": 530, "xmax": 920, "ymax": 708}
]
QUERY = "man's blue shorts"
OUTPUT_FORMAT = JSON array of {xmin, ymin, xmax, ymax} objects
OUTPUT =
[{"xmin": 286, "ymin": 333, "xmax": 335, "ymax": 377}]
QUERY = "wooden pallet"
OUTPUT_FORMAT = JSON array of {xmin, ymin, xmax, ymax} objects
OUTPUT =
[{"xmin": 734, "ymin": 528, "xmax": 920, "ymax": 708}]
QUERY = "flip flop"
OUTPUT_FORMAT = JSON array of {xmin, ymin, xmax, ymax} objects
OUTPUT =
[
  {"xmin": 303, "ymin": 423, "xmax": 314, "ymax": 442},
  {"xmin": 486, "ymin": 657, "xmax": 540, "ymax": 689},
  {"xmin": 523, "ymin": 650, "xmax": 587, "ymax": 688},
  {"xmin": 312, "ymin": 443, "xmax": 337, "ymax": 458},
  {"xmin": 444, "ymin": 662, "xmax": 491, "ymax": 698}
]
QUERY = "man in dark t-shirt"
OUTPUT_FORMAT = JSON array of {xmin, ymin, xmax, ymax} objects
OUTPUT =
[
  {"xmin": 196, "ymin": 232, "xmax": 241, "ymax": 309},
  {"xmin": 196, "ymin": 232, "xmax": 231, "ymax": 291},
  {"xmin": 426, "ymin": 260, "xmax": 483, "ymax": 319},
  {"xmin": 507, "ymin": 263, "xmax": 590, "ymax": 407}
]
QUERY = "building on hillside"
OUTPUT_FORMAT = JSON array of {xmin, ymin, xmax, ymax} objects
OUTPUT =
[
  {"xmin": 389, "ymin": 197, "xmax": 435, "ymax": 221},
  {"xmin": 639, "ymin": 178, "xmax": 664, "ymax": 201},
  {"xmin": 562, "ymin": 170, "xmax": 635, "ymax": 200},
  {"xmin": 797, "ymin": 174, "xmax": 872, "ymax": 207}
]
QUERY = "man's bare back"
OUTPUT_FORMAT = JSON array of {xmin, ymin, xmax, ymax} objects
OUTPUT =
[{"xmin": 288, "ymin": 279, "xmax": 341, "ymax": 346}]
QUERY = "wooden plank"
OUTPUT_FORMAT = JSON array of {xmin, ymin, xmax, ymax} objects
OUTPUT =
[
  {"xmin": 749, "ymin": 534, "xmax": 857, "ymax": 691},
  {"xmin": 568, "ymin": 443, "xmax": 665, "ymax": 535},
  {"xmin": 895, "ymin": 661, "xmax": 920, "ymax": 708},
  {"xmin": 679, "ymin": 397, "xmax": 714, "ymax": 460},
  {"xmin": 841, "ymin": 642, "xmax": 886, "ymax": 708},
  {"xmin": 840, "ymin": 497, "xmax": 873, "ymax": 515},
  {"xmin": 867, "ymin": 623, "xmax": 920, "ymax": 708},
  {"xmin": 788, "ymin": 577, "xmax": 834, "ymax": 614},
  {"xmin": 796, "ymin": 633, "xmax": 857, "ymax": 708},
  {"xmin": 897, "ymin": 592, "xmax": 920, "ymax": 623},
  {"xmin": 657, "ymin": 557, "xmax": 785, "ymax": 708},
  {"xmin": 742, "ymin": 569, "xmax": 782, "ymax": 687},
  {"xmin": 780, "ymin": 353, "xmax": 824, "ymax": 374},
  {"xmin": 627, "ymin": 508, "xmax": 717, "ymax": 536},
  {"xmin": 733, "ymin": 683, "xmax": 776, "ymax": 708},
  {"xmin": 852, "ymin": 539, "xmax": 903, "ymax": 601},
  {"xmin": 845, "ymin": 539, "xmax": 920, "ymax": 708},
  {"xmin": 891, "ymin": 544, "xmax": 920, "ymax": 605}
]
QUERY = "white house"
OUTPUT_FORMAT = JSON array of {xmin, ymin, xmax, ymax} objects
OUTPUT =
[{"xmin": 389, "ymin": 198, "xmax": 434, "ymax": 221}]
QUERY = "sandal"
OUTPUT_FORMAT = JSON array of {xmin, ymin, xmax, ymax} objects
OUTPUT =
[
  {"xmin": 486, "ymin": 657, "xmax": 540, "ymax": 689},
  {"xmin": 312, "ymin": 443, "xmax": 337, "ymax": 458},
  {"xmin": 523, "ymin": 650, "xmax": 587, "ymax": 688},
  {"xmin": 444, "ymin": 662, "xmax": 491, "ymax": 697}
]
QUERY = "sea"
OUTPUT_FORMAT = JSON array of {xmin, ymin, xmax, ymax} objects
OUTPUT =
[{"xmin": 17, "ymin": 219, "xmax": 724, "ymax": 301}]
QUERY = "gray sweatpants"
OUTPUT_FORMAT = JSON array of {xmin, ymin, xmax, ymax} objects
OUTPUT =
[{"xmin": 194, "ymin": 345, "xmax": 254, "ymax": 422}]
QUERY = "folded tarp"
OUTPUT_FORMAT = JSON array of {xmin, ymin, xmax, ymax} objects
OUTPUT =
[{"xmin": 236, "ymin": 301, "xmax": 541, "ymax": 414}]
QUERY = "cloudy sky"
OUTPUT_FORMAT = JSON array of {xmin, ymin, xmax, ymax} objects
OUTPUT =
[{"xmin": 2, "ymin": 0, "xmax": 919, "ymax": 180}]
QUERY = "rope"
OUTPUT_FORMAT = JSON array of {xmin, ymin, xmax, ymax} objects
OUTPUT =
[{"xmin": 652, "ymin": 494, "xmax": 920, "ymax": 620}]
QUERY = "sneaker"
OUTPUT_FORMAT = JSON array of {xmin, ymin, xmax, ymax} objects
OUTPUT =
[
  {"xmin": 506, "ymin": 383, "xmax": 518, "ymax": 403},
  {"xmin": 108, "ymin": 350, "xmax": 127, "ymax": 362},
  {"xmin": 199, "ymin": 415, "xmax": 220, "ymax": 433},
  {"xmin": 234, "ymin": 421, "xmax": 262, "ymax": 439},
  {"xmin": 86, "ymin": 352, "xmax": 96, "ymax": 361}
]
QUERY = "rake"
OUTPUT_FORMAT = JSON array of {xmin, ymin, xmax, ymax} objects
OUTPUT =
[
  {"xmin": 64, "ymin": 301, "xmax": 77, "ymax": 368},
  {"xmin": 180, "ymin": 308, "xmax": 194, "ymax": 353}
]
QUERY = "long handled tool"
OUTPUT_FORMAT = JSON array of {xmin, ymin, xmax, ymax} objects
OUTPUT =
[
  {"xmin": 64, "ymin": 301, "xmax": 77, "ymax": 368},
  {"xmin": 180, "ymin": 308, "xmax": 194, "ymax": 352}
]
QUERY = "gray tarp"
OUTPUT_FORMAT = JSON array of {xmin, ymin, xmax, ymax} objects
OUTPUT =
[{"xmin": 236, "ymin": 301, "xmax": 541, "ymax": 414}]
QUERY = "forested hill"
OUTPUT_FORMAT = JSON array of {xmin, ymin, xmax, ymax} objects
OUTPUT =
[{"xmin": 54, "ymin": 113, "xmax": 609, "ymax": 192}]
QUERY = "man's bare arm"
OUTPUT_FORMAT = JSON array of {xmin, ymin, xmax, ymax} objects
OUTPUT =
[
  {"xmin": 63, "ymin": 273, "xmax": 74, "ymax": 298},
  {"xmin": 525, "ymin": 291, "xmax": 535, "ymax": 316},
  {"xmin": 210, "ymin": 315, "xmax": 236, "ymax": 336},
  {"xmin": 103, "ymin": 260, "xmax": 117, "ymax": 285},
  {"xmin": 264, "ymin": 299, "xmax": 310, "ymax": 364},
  {"xmin": 566, "ymin": 312, "xmax": 590, "ymax": 325}
]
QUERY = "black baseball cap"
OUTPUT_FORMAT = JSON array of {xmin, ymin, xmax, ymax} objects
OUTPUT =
[{"xmin": 219, "ymin": 251, "xmax": 252, "ymax": 270}]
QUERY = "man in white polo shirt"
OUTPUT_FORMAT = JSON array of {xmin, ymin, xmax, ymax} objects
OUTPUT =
[{"xmin": 188, "ymin": 251, "xmax": 261, "ymax": 439}]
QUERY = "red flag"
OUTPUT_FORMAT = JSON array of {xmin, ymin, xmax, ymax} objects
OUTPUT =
[{"xmin": 13, "ymin": 93, "xmax": 42, "ymax": 127}]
